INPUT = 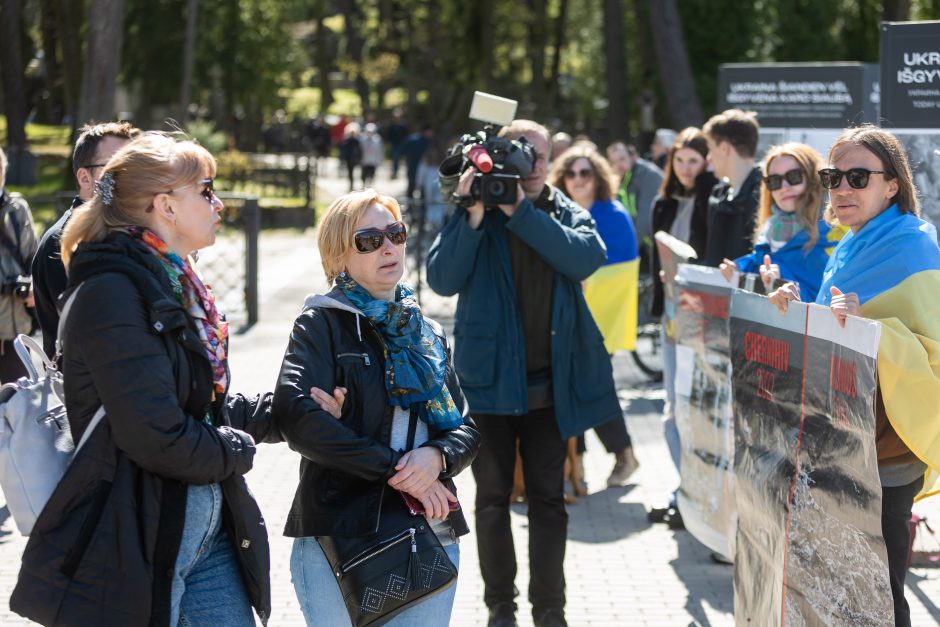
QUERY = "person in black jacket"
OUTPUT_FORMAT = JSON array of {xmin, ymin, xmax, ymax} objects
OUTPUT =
[
  {"xmin": 31, "ymin": 120, "xmax": 140, "ymax": 357},
  {"xmin": 10, "ymin": 133, "xmax": 278, "ymax": 627},
  {"xmin": 274, "ymin": 189, "xmax": 480, "ymax": 627},
  {"xmin": 647, "ymin": 127, "xmax": 716, "ymax": 530},
  {"xmin": 702, "ymin": 109, "xmax": 762, "ymax": 267}
]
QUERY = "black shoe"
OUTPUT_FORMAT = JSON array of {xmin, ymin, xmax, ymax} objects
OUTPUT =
[
  {"xmin": 488, "ymin": 603, "xmax": 518, "ymax": 627},
  {"xmin": 710, "ymin": 551, "xmax": 733, "ymax": 565},
  {"xmin": 534, "ymin": 608, "xmax": 568, "ymax": 627},
  {"xmin": 647, "ymin": 505, "xmax": 670, "ymax": 523},
  {"xmin": 664, "ymin": 507, "xmax": 685, "ymax": 530}
]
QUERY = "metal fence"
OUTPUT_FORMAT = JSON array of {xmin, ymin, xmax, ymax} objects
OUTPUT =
[{"xmin": 195, "ymin": 194, "xmax": 260, "ymax": 331}]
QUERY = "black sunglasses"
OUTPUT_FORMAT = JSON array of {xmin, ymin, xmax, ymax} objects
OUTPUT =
[
  {"xmin": 564, "ymin": 168, "xmax": 594, "ymax": 180},
  {"xmin": 353, "ymin": 221, "xmax": 407, "ymax": 253},
  {"xmin": 763, "ymin": 168, "xmax": 804, "ymax": 191},
  {"xmin": 818, "ymin": 168, "xmax": 887, "ymax": 190},
  {"xmin": 166, "ymin": 177, "xmax": 215, "ymax": 202}
]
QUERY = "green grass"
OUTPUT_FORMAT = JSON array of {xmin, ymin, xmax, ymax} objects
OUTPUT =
[{"xmin": 0, "ymin": 119, "xmax": 72, "ymax": 156}]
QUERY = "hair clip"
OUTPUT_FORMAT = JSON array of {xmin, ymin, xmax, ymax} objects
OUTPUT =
[{"xmin": 96, "ymin": 172, "xmax": 115, "ymax": 207}]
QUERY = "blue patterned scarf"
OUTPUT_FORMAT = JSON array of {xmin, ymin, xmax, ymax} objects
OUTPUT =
[{"xmin": 337, "ymin": 275, "xmax": 463, "ymax": 430}]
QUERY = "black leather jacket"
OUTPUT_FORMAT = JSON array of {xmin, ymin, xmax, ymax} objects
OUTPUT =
[
  {"xmin": 274, "ymin": 288, "xmax": 480, "ymax": 538},
  {"xmin": 11, "ymin": 233, "xmax": 276, "ymax": 626}
]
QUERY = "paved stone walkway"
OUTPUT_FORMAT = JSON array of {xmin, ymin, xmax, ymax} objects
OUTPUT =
[{"xmin": 2, "ymin": 160, "xmax": 940, "ymax": 625}]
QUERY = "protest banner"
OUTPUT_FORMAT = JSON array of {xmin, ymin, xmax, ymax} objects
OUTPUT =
[
  {"xmin": 674, "ymin": 264, "xmax": 736, "ymax": 558},
  {"xmin": 654, "ymin": 231, "xmax": 697, "ymax": 342},
  {"xmin": 730, "ymin": 290, "xmax": 891, "ymax": 626}
]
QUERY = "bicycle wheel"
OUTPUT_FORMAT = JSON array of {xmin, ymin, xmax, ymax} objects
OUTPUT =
[{"xmin": 631, "ymin": 273, "xmax": 664, "ymax": 382}]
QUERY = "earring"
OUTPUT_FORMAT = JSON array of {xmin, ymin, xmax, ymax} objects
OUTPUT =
[{"xmin": 339, "ymin": 271, "xmax": 347, "ymax": 278}]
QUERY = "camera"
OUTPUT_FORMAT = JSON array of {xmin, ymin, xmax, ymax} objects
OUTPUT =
[
  {"xmin": 439, "ymin": 92, "xmax": 536, "ymax": 208},
  {"xmin": 1, "ymin": 275, "xmax": 31, "ymax": 299}
]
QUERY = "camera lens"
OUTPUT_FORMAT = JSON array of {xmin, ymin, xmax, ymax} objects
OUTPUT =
[{"xmin": 488, "ymin": 181, "xmax": 506, "ymax": 197}]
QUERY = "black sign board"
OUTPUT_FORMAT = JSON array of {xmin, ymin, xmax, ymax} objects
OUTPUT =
[
  {"xmin": 881, "ymin": 21, "xmax": 940, "ymax": 128},
  {"xmin": 718, "ymin": 63, "xmax": 878, "ymax": 128}
]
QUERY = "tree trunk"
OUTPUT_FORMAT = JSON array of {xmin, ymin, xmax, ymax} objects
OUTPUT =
[
  {"xmin": 59, "ymin": 0, "xmax": 84, "ymax": 128},
  {"xmin": 339, "ymin": 0, "xmax": 370, "ymax": 116},
  {"xmin": 603, "ymin": 0, "xmax": 629, "ymax": 142},
  {"xmin": 648, "ymin": 0, "xmax": 702, "ymax": 128},
  {"xmin": 0, "ymin": 0, "xmax": 29, "ymax": 149},
  {"xmin": 882, "ymin": 0, "xmax": 911, "ymax": 20},
  {"xmin": 178, "ymin": 0, "xmax": 198, "ymax": 124},
  {"xmin": 547, "ymin": 0, "xmax": 569, "ymax": 113},
  {"xmin": 38, "ymin": 0, "xmax": 66, "ymax": 123},
  {"xmin": 314, "ymin": 4, "xmax": 333, "ymax": 113},
  {"xmin": 527, "ymin": 0, "xmax": 548, "ymax": 117},
  {"xmin": 80, "ymin": 0, "xmax": 125, "ymax": 123}
]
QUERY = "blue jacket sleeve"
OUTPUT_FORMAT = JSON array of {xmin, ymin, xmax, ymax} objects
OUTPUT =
[
  {"xmin": 505, "ymin": 199, "xmax": 607, "ymax": 282},
  {"xmin": 735, "ymin": 242, "xmax": 769, "ymax": 274},
  {"xmin": 425, "ymin": 206, "xmax": 485, "ymax": 296}
]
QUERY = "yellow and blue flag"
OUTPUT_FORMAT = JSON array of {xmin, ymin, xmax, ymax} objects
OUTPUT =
[{"xmin": 815, "ymin": 204, "xmax": 940, "ymax": 500}]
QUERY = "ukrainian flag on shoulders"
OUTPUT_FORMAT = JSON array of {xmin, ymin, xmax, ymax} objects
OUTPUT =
[
  {"xmin": 583, "ymin": 199, "xmax": 640, "ymax": 353},
  {"xmin": 816, "ymin": 204, "xmax": 940, "ymax": 500}
]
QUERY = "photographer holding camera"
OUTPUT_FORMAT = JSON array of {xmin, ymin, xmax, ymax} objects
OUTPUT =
[
  {"xmin": 0, "ymin": 147, "xmax": 39, "ymax": 382},
  {"xmin": 426, "ymin": 119, "xmax": 621, "ymax": 627}
]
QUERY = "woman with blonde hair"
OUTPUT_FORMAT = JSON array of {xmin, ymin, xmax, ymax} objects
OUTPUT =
[
  {"xmin": 11, "ymin": 133, "xmax": 277, "ymax": 626},
  {"xmin": 769, "ymin": 125, "xmax": 940, "ymax": 626},
  {"xmin": 274, "ymin": 189, "xmax": 480, "ymax": 626},
  {"xmin": 720, "ymin": 142, "xmax": 845, "ymax": 300},
  {"xmin": 548, "ymin": 145, "xmax": 640, "ymax": 488}
]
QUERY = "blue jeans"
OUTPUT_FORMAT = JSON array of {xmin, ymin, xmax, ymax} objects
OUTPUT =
[
  {"xmin": 661, "ymin": 325, "xmax": 680, "ymax": 471},
  {"xmin": 291, "ymin": 535, "xmax": 460, "ymax": 627},
  {"xmin": 169, "ymin": 484, "xmax": 255, "ymax": 627}
]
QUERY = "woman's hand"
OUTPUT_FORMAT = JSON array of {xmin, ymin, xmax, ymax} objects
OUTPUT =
[
  {"xmin": 767, "ymin": 282, "xmax": 800, "ymax": 315},
  {"xmin": 387, "ymin": 446, "xmax": 444, "ymax": 495},
  {"xmin": 457, "ymin": 168, "xmax": 485, "ymax": 229},
  {"xmin": 719, "ymin": 258, "xmax": 737, "ymax": 283},
  {"xmin": 829, "ymin": 286, "xmax": 860, "ymax": 328},
  {"xmin": 310, "ymin": 386, "xmax": 346, "ymax": 419},
  {"xmin": 410, "ymin": 480, "xmax": 458, "ymax": 520},
  {"xmin": 759, "ymin": 254, "xmax": 780, "ymax": 290}
]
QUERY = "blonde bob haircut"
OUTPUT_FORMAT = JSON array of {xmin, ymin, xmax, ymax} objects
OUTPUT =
[
  {"xmin": 318, "ymin": 189, "xmax": 403, "ymax": 285},
  {"xmin": 755, "ymin": 142, "xmax": 825, "ymax": 250},
  {"xmin": 61, "ymin": 132, "xmax": 216, "ymax": 268}
]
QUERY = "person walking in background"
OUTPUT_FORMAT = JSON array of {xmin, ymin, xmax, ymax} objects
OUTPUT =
[
  {"xmin": 719, "ymin": 142, "xmax": 846, "ymax": 301},
  {"xmin": 0, "ymin": 147, "xmax": 39, "ymax": 383},
  {"xmin": 338, "ymin": 122, "xmax": 363, "ymax": 192},
  {"xmin": 701, "ymin": 109, "xmax": 762, "ymax": 267},
  {"xmin": 10, "ymin": 133, "xmax": 278, "ymax": 626},
  {"xmin": 607, "ymin": 141, "xmax": 663, "ymax": 267},
  {"xmin": 359, "ymin": 123, "xmax": 383, "ymax": 188},
  {"xmin": 767, "ymin": 125, "xmax": 940, "ymax": 627},
  {"xmin": 274, "ymin": 189, "xmax": 480, "ymax": 626},
  {"xmin": 427, "ymin": 119, "xmax": 620, "ymax": 627},
  {"xmin": 549, "ymin": 144, "xmax": 640, "ymax": 489},
  {"xmin": 647, "ymin": 127, "xmax": 717, "ymax": 530},
  {"xmin": 402, "ymin": 125, "xmax": 434, "ymax": 199},
  {"xmin": 31, "ymin": 121, "xmax": 140, "ymax": 356},
  {"xmin": 550, "ymin": 132, "xmax": 573, "ymax": 161},
  {"xmin": 384, "ymin": 108, "xmax": 409, "ymax": 179},
  {"xmin": 646, "ymin": 128, "xmax": 677, "ymax": 170}
]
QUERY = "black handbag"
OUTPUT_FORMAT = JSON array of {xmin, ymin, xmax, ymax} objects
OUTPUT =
[{"xmin": 316, "ymin": 407, "xmax": 458, "ymax": 627}]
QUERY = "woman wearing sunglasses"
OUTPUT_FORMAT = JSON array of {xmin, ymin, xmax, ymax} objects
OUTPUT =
[
  {"xmin": 273, "ymin": 189, "xmax": 480, "ymax": 626},
  {"xmin": 547, "ymin": 145, "xmax": 641, "ymax": 490},
  {"xmin": 769, "ymin": 125, "xmax": 940, "ymax": 627},
  {"xmin": 719, "ymin": 142, "xmax": 845, "ymax": 299},
  {"xmin": 11, "ymin": 133, "xmax": 279, "ymax": 626}
]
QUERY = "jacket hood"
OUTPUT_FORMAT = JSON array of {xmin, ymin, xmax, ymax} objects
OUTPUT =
[{"xmin": 302, "ymin": 286, "xmax": 363, "ymax": 316}]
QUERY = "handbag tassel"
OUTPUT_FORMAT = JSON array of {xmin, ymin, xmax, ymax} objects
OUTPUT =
[{"xmin": 407, "ymin": 528, "xmax": 423, "ymax": 591}]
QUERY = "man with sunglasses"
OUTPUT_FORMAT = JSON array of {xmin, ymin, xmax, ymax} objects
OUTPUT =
[
  {"xmin": 31, "ymin": 121, "xmax": 140, "ymax": 356},
  {"xmin": 427, "ymin": 120, "xmax": 620, "ymax": 627},
  {"xmin": 702, "ymin": 109, "xmax": 762, "ymax": 267}
]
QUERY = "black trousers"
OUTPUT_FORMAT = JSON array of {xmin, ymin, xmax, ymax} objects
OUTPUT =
[
  {"xmin": 472, "ymin": 407, "xmax": 567, "ymax": 615},
  {"xmin": 882, "ymin": 475, "xmax": 923, "ymax": 627},
  {"xmin": 0, "ymin": 339, "xmax": 27, "ymax": 384},
  {"xmin": 576, "ymin": 414, "xmax": 631, "ymax": 455}
]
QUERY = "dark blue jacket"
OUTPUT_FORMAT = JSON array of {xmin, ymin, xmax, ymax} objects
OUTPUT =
[{"xmin": 425, "ymin": 187, "xmax": 622, "ymax": 439}]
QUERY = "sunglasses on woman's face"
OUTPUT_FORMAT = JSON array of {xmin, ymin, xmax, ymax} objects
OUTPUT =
[
  {"xmin": 763, "ymin": 168, "xmax": 804, "ymax": 191},
  {"xmin": 353, "ymin": 221, "xmax": 407, "ymax": 253},
  {"xmin": 564, "ymin": 168, "xmax": 594, "ymax": 180},
  {"xmin": 818, "ymin": 168, "xmax": 887, "ymax": 190},
  {"xmin": 197, "ymin": 177, "xmax": 215, "ymax": 202}
]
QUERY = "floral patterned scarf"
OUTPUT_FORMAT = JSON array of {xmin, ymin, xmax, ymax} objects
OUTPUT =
[
  {"xmin": 337, "ymin": 274, "xmax": 462, "ymax": 430},
  {"xmin": 129, "ymin": 227, "xmax": 229, "ymax": 397}
]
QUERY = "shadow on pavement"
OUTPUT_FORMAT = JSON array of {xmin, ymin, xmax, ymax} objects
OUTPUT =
[
  {"xmin": 0, "ymin": 505, "xmax": 12, "ymax": 544},
  {"xmin": 905, "ymin": 571, "xmax": 940, "ymax": 621},
  {"xmin": 670, "ymin": 530, "xmax": 734, "ymax": 626},
  {"xmin": 566, "ymin": 489, "xmax": 648, "ymax": 543}
]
